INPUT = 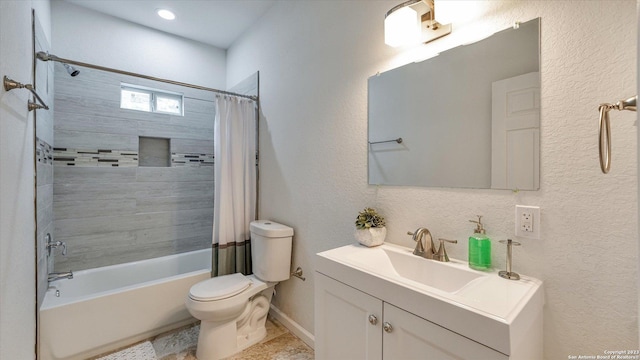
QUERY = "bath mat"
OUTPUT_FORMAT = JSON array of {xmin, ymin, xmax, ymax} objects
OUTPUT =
[{"xmin": 96, "ymin": 341, "xmax": 157, "ymax": 360}]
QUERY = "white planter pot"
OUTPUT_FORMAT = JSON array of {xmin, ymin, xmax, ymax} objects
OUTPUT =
[{"xmin": 354, "ymin": 227, "xmax": 387, "ymax": 247}]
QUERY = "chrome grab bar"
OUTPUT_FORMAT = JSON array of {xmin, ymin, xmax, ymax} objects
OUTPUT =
[{"xmin": 598, "ymin": 95, "xmax": 637, "ymax": 174}]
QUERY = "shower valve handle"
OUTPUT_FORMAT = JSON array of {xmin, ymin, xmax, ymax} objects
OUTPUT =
[{"xmin": 46, "ymin": 234, "xmax": 67, "ymax": 256}]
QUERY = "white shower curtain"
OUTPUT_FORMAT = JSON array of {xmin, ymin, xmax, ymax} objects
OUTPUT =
[{"xmin": 212, "ymin": 95, "xmax": 257, "ymax": 276}]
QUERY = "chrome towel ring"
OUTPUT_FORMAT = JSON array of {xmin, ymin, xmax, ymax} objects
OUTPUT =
[{"xmin": 598, "ymin": 95, "xmax": 637, "ymax": 174}]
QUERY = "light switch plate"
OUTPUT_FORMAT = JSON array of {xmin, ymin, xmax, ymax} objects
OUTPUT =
[{"xmin": 515, "ymin": 205, "xmax": 540, "ymax": 239}]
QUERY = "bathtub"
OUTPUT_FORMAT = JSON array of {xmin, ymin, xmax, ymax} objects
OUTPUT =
[{"xmin": 40, "ymin": 249, "xmax": 211, "ymax": 360}]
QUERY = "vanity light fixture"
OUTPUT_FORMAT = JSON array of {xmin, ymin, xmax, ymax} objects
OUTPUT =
[
  {"xmin": 157, "ymin": 9, "xmax": 176, "ymax": 21},
  {"xmin": 384, "ymin": 0, "xmax": 451, "ymax": 47}
]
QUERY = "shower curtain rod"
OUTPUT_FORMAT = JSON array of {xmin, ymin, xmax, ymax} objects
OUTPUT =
[{"xmin": 35, "ymin": 52, "xmax": 257, "ymax": 101}]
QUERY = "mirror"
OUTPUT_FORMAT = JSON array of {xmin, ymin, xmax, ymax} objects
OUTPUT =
[{"xmin": 368, "ymin": 18, "xmax": 540, "ymax": 190}]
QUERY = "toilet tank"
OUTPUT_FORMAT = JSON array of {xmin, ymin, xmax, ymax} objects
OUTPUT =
[{"xmin": 250, "ymin": 220, "xmax": 293, "ymax": 282}]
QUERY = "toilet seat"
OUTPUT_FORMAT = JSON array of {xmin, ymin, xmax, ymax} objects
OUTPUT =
[{"xmin": 189, "ymin": 273, "xmax": 252, "ymax": 302}]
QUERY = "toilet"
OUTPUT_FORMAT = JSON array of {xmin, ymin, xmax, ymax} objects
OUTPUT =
[{"xmin": 185, "ymin": 220, "xmax": 293, "ymax": 360}]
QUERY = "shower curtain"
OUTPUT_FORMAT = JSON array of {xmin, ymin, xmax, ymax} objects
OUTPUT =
[{"xmin": 212, "ymin": 95, "xmax": 257, "ymax": 276}]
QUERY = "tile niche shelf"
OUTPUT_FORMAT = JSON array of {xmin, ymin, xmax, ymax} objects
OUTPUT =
[{"xmin": 139, "ymin": 136, "xmax": 170, "ymax": 167}]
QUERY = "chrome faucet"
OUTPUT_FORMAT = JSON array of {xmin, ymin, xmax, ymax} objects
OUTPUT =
[
  {"xmin": 407, "ymin": 228, "xmax": 457, "ymax": 262},
  {"xmin": 48, "ymin": 271, "xmax": 73, "ymax": 282},
  {"xmin": 407, "ymin": 227, "xmax": 436, "ymax": 259}
]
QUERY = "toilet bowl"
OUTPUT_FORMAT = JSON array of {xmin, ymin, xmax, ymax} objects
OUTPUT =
[
  {"xmin": 185, "ymin": 274, "xmax": 274, "ymax": 360},
  {"xmin": 185, "ymin": 220, "xmax": 293, "ymax": 360}
]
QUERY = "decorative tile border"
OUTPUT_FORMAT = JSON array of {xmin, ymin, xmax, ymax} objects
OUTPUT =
[
  {"xmin": 36, "ymin": 137, "xmax": 53, "ymax": 165},
  {"xmin": 53, "ymin": 148, "xmax": 138, "ymax": 167},
  {"xmin": 171, "ymin": 153, "xmax": 214, "ymax": 167},
  {"xmin": 51, "ymin": 148, "xmax": 214, "ymax": 167}
]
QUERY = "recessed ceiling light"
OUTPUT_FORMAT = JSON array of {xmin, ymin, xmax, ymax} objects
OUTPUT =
[{"xmin": 157, "ymin": 9, "xmax": 176, "ymax": 20}]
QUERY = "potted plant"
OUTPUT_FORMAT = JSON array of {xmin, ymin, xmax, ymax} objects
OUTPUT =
[{"xmin": 354, "ymin": 207, "xmax": 387, "ymax": 247}]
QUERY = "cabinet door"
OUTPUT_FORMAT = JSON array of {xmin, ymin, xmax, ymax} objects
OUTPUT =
[
  {"xmin": 382, "ymin": 303, "xmax": 508, "ymax": 360},
  {"xmin": 315, "ymin": 273, "xmax": 383, "ymax": 360}
]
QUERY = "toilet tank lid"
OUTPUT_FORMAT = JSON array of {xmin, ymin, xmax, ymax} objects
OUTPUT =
[{"xmin": 250, "ymin": 220, "xmax": 293, "ymax": 237}]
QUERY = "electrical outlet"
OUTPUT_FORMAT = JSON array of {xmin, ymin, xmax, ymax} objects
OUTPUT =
[
  {"xmin": 521, "ymin": 211, "xmax": 533, "ymax": 232},
  {"xmin": 515, "ymin": 205, "xmax": 540, "ymax": 239}
]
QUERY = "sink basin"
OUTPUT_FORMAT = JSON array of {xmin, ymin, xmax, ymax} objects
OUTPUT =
[
  {"xmin": 323, "ymin": 242, "xmax": 542, "ymax": 320},
  {"xmin": 382, "ymin": 248, "xmax": 483, "ymax": 293},
  {"xmin": 325, "ymin": 242, "xmax": 486, "ymax": 293}
]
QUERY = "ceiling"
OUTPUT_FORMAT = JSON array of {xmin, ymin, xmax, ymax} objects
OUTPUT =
[{"xmin": 64, "ymin": 0, "xmax": 276, "ymax": 49}]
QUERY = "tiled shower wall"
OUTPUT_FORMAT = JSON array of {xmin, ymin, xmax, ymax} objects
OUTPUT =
[{"xmin": 53, "ymin": 66, "xmax": 215, "ymax": 272}]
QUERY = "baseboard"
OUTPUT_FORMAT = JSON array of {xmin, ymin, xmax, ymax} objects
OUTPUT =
[{"xmin": 269, "ymin": 304, "xmax": 315, "ymax": 349}]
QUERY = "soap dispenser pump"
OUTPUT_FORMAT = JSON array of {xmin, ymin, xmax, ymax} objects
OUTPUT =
[{"xmin": 468, "ymin": 215, "xmax": 491, "ymax": 270}]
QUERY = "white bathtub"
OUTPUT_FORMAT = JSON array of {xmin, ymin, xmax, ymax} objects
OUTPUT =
[{"xmin": 40, "ymin": 249, "xmax": 211, "ymax": 360}]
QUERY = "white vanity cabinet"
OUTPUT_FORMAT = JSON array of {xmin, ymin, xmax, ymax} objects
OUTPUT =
[
  {"xmin": 315, "ymin": 244, "xmax": 544, "ymax": 360},
  {"xmin": 315, "ymin": 273, "xmax": 382, "ymax": 360},
  {"xmin": 315, "ymin": 273, "xmax": 507, "ymax": 360}
]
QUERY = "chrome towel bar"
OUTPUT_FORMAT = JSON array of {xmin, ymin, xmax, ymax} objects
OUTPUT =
[
  {"xmin": 3, "ymin": 75, "xmax": 49, "ymax": 111},
  {"xmin": 598, "ymin": 95, "xmax": 636, "ymax": 174},
  {"xmin": 369, "ymin": 137, "xmax": 403, "ymax": 145}
]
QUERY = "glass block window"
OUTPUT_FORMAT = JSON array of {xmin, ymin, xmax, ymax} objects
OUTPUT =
[{"xmin": 120, "ymin": 83, "xmax": 183, "ymax": 116}]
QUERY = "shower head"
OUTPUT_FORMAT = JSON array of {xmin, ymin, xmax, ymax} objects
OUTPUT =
[{"xmin": 63, "ymin": 63, "xmax": 80, "ymax": 77}]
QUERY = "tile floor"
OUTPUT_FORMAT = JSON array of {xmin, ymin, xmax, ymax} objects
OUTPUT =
[{"xmin": 95, "ymin": 316, "xmax": 314, "ymax": 360}]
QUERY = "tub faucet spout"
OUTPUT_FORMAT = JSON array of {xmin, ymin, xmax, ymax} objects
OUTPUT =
[{"xmin": 48, "ymin": 271, "xmax": 73, "ymax": 282}]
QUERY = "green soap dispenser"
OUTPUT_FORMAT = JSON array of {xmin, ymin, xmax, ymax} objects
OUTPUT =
[{"xmin": 468, "ymin": 215, "xmax": 491, "ymax": 270}]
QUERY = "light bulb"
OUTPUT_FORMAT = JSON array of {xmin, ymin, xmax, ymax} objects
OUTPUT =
[
  {"xmin": 384, "ymin": 6, "xmax": 420, "ymax": 47},
  {"xmin": 157, "ymin": 9, "xmax": 176, "ymax": 21}
]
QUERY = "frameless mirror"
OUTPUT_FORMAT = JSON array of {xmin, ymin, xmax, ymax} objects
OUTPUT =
[{"xmin": 368, "ymin": 18, "xmax": 540, "ymax": 190}]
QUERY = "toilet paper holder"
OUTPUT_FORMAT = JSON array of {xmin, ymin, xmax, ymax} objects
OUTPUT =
[{"xmin": 291, "ymin": 267, "xmax": 305, "ymax": 281}]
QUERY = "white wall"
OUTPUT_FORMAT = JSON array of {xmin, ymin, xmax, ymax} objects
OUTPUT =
[
  {"xmin": 51, "ymin": 0, "xmax": 227, "ymax": 90},
  {"xmin": 0, "ymin": 1, "xmax": 51, "ymax": 358},
  {"xmin": 228, "ymin": 0, "xmax": 638, "ymax": 357},
  {"xmin": 33, "ymin": 1, "xmax": 52, "ymax": 46}
]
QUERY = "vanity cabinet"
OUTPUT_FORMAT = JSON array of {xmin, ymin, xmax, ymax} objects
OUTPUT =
[
  {"xmin": 315, "ymin": 273, "xmax": 381, "ymax": 360},
  {"xmin": 315, "ymin": 273, "xmax": 508, "ymax": 360},
  {"xmin": 315, "ymin": 244, "xmax": 544, "ymax": 360}
]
